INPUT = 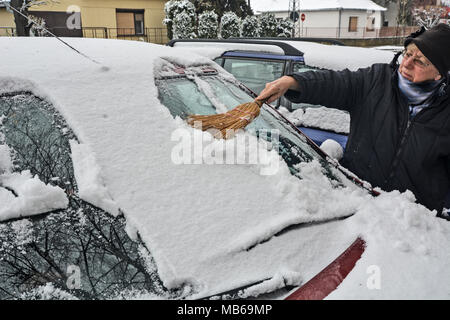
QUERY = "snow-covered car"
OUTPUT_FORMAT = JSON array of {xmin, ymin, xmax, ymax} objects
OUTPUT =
[{"xmin": 1, "ymin": 37, "xmax": 450, "ymax": 300}]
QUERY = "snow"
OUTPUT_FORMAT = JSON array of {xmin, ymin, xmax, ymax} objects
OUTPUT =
[
  {"xmin": 320, "ymin": 139, "xmax": 344, "ymax": 161},
  {"xmin": 0, "ymin": 170, "xmax": 69, "ymax": 221},
  {"xmin": 0, "ymin": 144, "xmax": 12, "ymax": 174},
  {"xmin": 325, "ymin": 190, "xmax": 450, "ymax": 299},
  {"xmin": 283, "ymin": 40, "xmax": 395, "ymax": 71},
  {"xmin": 251, "ymin": 0, "xmax": 387, "ymax": 14},
  {"xmin": 278, "ymin": 106, "xmax": 350, "ymax": 134},
  {"xmin": 172, "ymin": 39, "xmax": 395, "ymax": 72},
  {"xmin": 20, "ymin": 283, "xmax": 79, "ymax": 300},
  {"xmin": 69, "ymin": 140, "xmax": 120, "ymax": 216},
  {"xmin": 1, "ymin": 37, "xmax": 449, "ymax": 299}
]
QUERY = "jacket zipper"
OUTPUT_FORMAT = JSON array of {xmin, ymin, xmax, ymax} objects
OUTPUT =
[{"xmin": 385, "ymin": 118, "xmax": 412, "ymax": 184}]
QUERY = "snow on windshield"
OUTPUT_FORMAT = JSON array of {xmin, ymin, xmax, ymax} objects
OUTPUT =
[
  {"xmin": 69, "ymin": 140, "xmax": 120, "ymax": 216},
  {"xmin": 0, "ymin": 170, "xmax": 69, "ymax": 221},
  {"xmin": 1, "ymin": 38, "xmax": 450, "ymax": 299},
  {"xmin": 0, "ymin": 114, "xmax": 68, "ymax": 221},
  {"xmin": 279, "ymin": 106, "xmax": 350, "ymax": 134}
]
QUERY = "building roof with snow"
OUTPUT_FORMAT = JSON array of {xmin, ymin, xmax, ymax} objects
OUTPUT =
[{"xmin": 252, "ymin": 0, "xmax": 386, "ymax": 14}]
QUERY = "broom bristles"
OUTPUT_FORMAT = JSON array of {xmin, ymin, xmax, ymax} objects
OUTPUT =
[{"xmin": 187, "ymin": 100, "xmax": 263, "ymax": 139}]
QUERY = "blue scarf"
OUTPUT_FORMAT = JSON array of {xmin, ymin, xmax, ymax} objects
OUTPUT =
[{"xmin": 397, "ymin": 70, "xmax": 443, "ymax": 117}]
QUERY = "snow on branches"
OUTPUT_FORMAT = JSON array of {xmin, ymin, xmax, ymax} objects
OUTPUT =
[
  {"xmin": 164, "ymin": 0, "xmax": 197, "ymax": 39},
  {"xmin": 219, "ymin": 11, "xmax": 241, "ymax": 39},
  {"xmin": 412, "ymin": 7, "xmax": 446, "ymax": 29},
  {"xmin": 241, "ymin": 15, "xmax": 260, "ymax": 37},
  {"xmin": 163, "ymin": 0, "xmax": 295, "ymax": 40},
  {"xmin": 198, "ymin": 10, "xmax": 218, "ymax": 39},
  {"xmin": 277, "ymin": 18, "xmax": 294, "ymax": 38},
  {"xmin": 8, "ymin": 0, "xmax": 59, "ymax": 36},
  {"xmin": 259, "ymin": 13, "xmax": 278, "ymax": 37}
]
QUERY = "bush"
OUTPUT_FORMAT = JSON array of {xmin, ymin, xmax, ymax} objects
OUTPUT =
[
  {"xmin": 173, "ymin": 11, "xmax": 197, "ymax": 39},
  {"xmin": 241, "ymin": 15, "xmax": 260, "ymax": 37},
  {"xmin": 198, "ymin": 10, "xmax": 219, "ymax": 38},
  {"xmin": 164, "ymin": 0, "xmax": 197, "ymax": 39},
  {"xmin": 220, "ymin": 11, "xmax": 241, "ymax": 39},
  {"xmin": 259, "ymin": 13, "xmax": 277, "ymax": 37},
  {"xmin": 277, "ymin": 18, "xmax": 293, "ymax": 38}
]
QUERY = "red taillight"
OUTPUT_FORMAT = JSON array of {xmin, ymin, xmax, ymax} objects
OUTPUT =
[{"xmin": 285, "ymin": 237, "xmax": 366, "ymax": 300}]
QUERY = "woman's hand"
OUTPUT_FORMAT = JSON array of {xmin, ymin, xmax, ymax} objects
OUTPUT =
[{"xmin": 255, "ymin": 76, "xmax": 300, "ymax": 104}]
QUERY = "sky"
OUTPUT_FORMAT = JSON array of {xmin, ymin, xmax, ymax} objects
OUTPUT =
[{"xmin": 251, "ymin": 0, "xmax": 387, "ymax": 13}]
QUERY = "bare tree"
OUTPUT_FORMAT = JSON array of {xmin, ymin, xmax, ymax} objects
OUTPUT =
[{"xmin": 412, "ymin": 6, "xmax": 446, "ymax": 28}]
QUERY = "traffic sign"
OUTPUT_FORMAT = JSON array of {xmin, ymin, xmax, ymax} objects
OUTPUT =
[
  {"xmin": 290, "ymin": 11, "xmax": 299, "ymax": 22},
  {"xmin": 301, "ymin": 13, "xmax": 306, "ymax": 22}
]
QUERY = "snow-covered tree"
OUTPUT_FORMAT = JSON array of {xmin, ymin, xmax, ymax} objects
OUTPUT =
[
  {"xmin": 241, "ymin": 15, "xmax": 259, "ymax": 37},
  {"xmin": 259, "ymin": 12, "xmax": 278, "ymax": 37},
  {"xmin": 219, "ymin": 11, "xmax": 241, "ymax": 38},
  {"xmin": 198, "ymin": 10, "xmax": 219, "ymax": 38},
  {"xmin": 192, "ymin": 0, "xmax": 253, "ymax": 18},
  {"xmin": 164, "ymin": 0, "xmax": 197, "ymax": 40},
  {"xmin": 173, "ymin": 11, "xmax": 197, "ymax": 39},
  {"xmin": 9, "ymin": 0, "xmax": 57, "ymax": 36},
  {"xmin": 28, "ymin": 14, "xmax": 47, "ymax": 36},
  {"xmin": 412, "ymin": 7, "xmax": 446, "ymax": 29},
  {"xmin": 277, "ymin": 18, "xmax": 293, "ymax": 37}
]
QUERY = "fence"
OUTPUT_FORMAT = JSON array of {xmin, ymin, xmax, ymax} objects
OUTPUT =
[
  {"xmin": 295, "ymin": 26, "xmax": 418, "ymax": 39},
  {"xmin": 82, "ymin": 27, "xmax": 168, "ymax": 45},
  {"xmin": 0, "ymin": 27, "xmax": 16, "ymax": 36},
  {"xmin": 0, "ymin": 26, "xmax": 168, "ymax": 45}
]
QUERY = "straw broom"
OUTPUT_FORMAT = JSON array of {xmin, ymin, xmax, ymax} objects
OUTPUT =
[{"xmin": 187, "ymin": 99, "xmax": 265, "ymax": 139}]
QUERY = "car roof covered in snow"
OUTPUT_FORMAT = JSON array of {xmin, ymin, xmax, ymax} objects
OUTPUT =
[{"xmin": 169, "ymin": 38, "xmax": 396, "ymax": 71}]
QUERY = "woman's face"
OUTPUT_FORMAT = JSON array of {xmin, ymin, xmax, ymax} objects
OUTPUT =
[{"xmin": 399, "ymin": 43, "xmax": 442, "ymax": 83}]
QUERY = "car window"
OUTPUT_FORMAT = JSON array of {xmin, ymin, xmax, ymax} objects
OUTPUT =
[
  {"xmin": 156, "ymin": 74, "xmax": 347, "ymax": 184},
  {"xmin": 214, "ymin": 57, "xmax": 223, "ymax": 66},
  {"xmin": 0, "ymin": 93, "xmax": 169, "ymax": 300},
  {"xmin": 292, "ymin": 63, "xmax": 317, "ymax": 74},
  {"xmin": 222, "ymin": 58, "xmax": 285, "ymax": 94}
]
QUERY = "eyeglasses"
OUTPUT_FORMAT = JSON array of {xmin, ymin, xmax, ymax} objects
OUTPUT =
[{"xmin": 401, "ymin": 49, "xmax": 431, "ymax": 68}]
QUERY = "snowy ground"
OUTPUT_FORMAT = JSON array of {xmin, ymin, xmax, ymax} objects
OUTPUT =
[{"xmin": 1, "ymin": 38, "xmax": 449, "ymax": 299}]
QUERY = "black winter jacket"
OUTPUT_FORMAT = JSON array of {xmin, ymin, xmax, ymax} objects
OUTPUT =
[{"xmin": 285, "ymin": 61, "xmax": 450, "ymax": 215}]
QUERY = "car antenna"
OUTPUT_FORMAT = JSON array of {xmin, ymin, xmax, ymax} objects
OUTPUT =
[{"xmin": 5, "ymin": 2, "xmax": 110, "ymax": 71}]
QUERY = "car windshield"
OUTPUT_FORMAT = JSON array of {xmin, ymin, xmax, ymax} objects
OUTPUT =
[
  {"xmin": 0, "ymin": 93, "xmax": 169, "ymax": 300},
  {"xmin": 157, "ymin": 73, "xmax": 348, "ymax": 184}
]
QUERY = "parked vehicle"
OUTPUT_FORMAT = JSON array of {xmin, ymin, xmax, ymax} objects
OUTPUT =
[
  {"xmin": 167, "ymin": 38, "xmax": 395, "ymax": 149},
  {"xmin": 1, "ymin": 38, "xmax": 449, "ymax": 300}
]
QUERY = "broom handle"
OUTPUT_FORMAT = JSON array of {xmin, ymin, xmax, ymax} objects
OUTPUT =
[{"xmin": 254, "ymin": 98, "xmax": 268, "ymax": 107}]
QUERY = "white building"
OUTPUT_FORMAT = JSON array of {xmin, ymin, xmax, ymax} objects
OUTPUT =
[{"xmin": 252, "ymin": 0, "xmax": 388, "ymax": 38}]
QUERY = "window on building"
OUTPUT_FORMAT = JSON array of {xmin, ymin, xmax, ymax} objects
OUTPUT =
[
  {"xmin": 116, "ymin": 9, "xmax": 145, "ymax": 36},
  {"xmin": 366, "ymin": 17, "xmax": 375, "ymax": 31},
  {"xmin": 348, "ymin": 16, "xmax": 358, "ymax": 32}
]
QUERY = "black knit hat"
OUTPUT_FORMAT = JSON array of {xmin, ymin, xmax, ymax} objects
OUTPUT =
[{"xmin": 404, "ymin": 24, "xmax": 450, "ymax": 77}]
